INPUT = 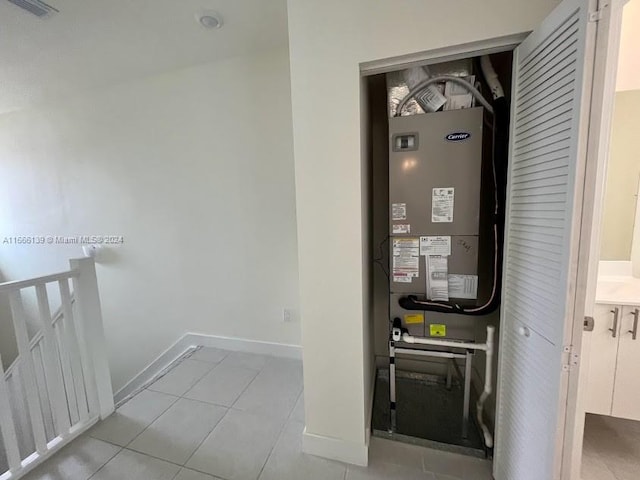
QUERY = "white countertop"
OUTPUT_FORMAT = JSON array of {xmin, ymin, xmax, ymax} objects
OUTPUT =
[{"xmin": 596, "ymin": 275, "xmax": 640, "ymax": 306}]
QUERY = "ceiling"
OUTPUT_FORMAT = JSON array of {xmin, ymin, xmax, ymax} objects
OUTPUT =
[
  {"xmin": 617, "ymin": 0, "xmax": 640, "ymax": 92},
  {"xmin": 0, "ymin": 0, "xmax": 289, "ymax": 114}
]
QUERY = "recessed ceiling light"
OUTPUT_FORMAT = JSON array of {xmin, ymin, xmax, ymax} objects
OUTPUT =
[{"xmin": 196, "ymin": 10, "xmax": 223, "ymax": 30}]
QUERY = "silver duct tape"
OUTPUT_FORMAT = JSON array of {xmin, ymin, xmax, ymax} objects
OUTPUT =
[{"xmin": 387, "ymin": 59, "xmax": 474, "ymax": 117}]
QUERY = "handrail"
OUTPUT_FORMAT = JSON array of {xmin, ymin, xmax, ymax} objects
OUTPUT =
[{"xmin": 0, "ymin": 270, "xmax": 78, "ymax": 294}]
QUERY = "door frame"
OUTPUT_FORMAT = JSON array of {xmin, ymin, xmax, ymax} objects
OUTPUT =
[
  {"xmin": 358, "ymin": 4, "xmax": 624, "ymax": 475},
  {"xmin": 359, "ymin": 31, "xmax": 525, "ymax": 453},
  {"xmin": 565, "ymin": 0, "xmax": 627, "ymax": 479}
]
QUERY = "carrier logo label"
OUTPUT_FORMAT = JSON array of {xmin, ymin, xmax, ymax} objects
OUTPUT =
[{"xmin": 445, "ymin": 132, "xmax": 471, "ymax": 142}]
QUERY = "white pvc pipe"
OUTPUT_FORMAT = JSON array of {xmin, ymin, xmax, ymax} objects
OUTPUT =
[
  {"xmin": 400, "ymin": 326, "xmax": 495, "ymax": 449},
  {"xmin": 476, "ymin": 325, "xmax": 495, "ymax": 449},
  {"xmin": 401, "ymin": 333, "xmax": 488, "ymax": 351}
]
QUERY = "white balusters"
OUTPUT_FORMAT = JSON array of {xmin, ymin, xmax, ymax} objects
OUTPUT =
[
  {"xmin": 8, "ymin": 290, "xmax": 48, "ymax": 456},
  {"xmin": 0, "ymin": 258, "xmax": 113, "ymax": 479},
  {"xmin": 0, "ymin": 354, "xmax": 22, "ymax": 474},
  {"xmin": 34, "ymin": 284, "xmax": 71, "ymax": 437},
  {"xmin": 58, "ymin": 279, "xmax": 90, "ymax": 423}
]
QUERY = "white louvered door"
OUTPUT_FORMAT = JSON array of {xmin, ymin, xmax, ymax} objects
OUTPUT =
[{"xmin": 495, "ymin": 0, "xmax": 602, "ymax": 479}]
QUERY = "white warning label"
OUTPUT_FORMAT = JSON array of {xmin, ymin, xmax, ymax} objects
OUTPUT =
[
  {"xmin": 392, "ymin": 238, "xmax": 419, "ymax": 257},
  {"xmin": 432, "ymin": 187, "xmax": 454, "ymax": 223},
  {"xmin": 448, "ymin": 274, "xmax": 478, "ymax": 299},
  {"xmin": 392, "ymin": 238, "xmax": 419, "ymax": 283},
  {"xmin": 392, "ymin": 203, "xmax": 407, "ymax": 220},
  {"xmin": 420, "ymin": 236, "xmax": 451, "ymax": 256},
  {"xmin": 426, "ymin": 255, "xmax": 449, "ymax": 301},
  {"xmin": 393, "ymin": 275, "xmax": 412, "ymax": 283},
  {"xmin": 392, "ymin": 224, "xmax": 411, "ymax": 234}
]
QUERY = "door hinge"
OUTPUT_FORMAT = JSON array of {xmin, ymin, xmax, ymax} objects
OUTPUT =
[
  {"xmin": 589, "ymin": 1, "xmax": 610, "ymax": 22},
  {"xmin": 562, "ymin": 345, "xmax": 579, "ymax": 372}
]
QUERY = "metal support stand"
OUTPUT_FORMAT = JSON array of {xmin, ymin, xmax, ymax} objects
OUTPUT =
[
  {"xmin": 388, "ymin": 338, "xmax": 474, "ymax": 439},
  {"xmin": 462, "ymin": 350, "xmax": 473, "ymax": 439},
  {"xmin": 389, "ymin": 341, "xmax": 397, "ymax": 433}
]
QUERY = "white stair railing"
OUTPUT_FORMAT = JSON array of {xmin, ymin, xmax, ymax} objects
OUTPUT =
[{"xmin": 0, "ymin": 258, "xmax": 113, "ymax": 480}]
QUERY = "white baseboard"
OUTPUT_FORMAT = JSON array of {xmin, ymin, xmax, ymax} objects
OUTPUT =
[
  {"xmin": 365, "ymin": 364, "xmax": 376, "ymax": 442},
  {"xmin": 302, "ymin": 429, "xmax": 369, "ymax": 466},
  {"xmin": 114, "ymin": 333, "xmax": 302, "ymax": 405},
  {"xmin": 182, "ymin": 333, "xmax": 302, "ymax": 360},
  {"xmin": 113, "ymin": 336, "xmax": 196, "ymax": 405}
]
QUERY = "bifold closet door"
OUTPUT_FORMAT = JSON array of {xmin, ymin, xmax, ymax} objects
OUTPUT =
[{"xmin": 494, "ymin": 0, "xmax": 604, "ymax": 479}]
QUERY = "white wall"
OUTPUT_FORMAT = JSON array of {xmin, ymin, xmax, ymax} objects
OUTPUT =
[
  {"xmin": 287, "ymin": 0, "xmax": 560, "ymax": 460},
  {"xmin": 0, "ymin": 47, "xmax": 300, "ymax": 391},
  {"xmin": 600, "ymin": 90, "xmax": 640, "ymax": 260},
  {"xmin": 616, "ymin": 0, "xmax": 640, "ymax": 92}
]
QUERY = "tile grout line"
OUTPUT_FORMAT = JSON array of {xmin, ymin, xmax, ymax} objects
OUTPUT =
[
  {"xmin": 121, "ymin": 446, "xmax": 211, "ymax": 473},
  {"xmin": 122, "ymin": 353, "xmax": 231, "ymax": 468},
  {"xmin": 87, "ymin": 389, "xmax": 181, "ymax": 447},
  {"xmin": 89, "ymin": 445, "xmax": 232, "ymax": 480},
  {"xmin": 85, "ymin": 444, "xmax": 124, "ymax": 480},
  {"xmin": 154, "ymin": 402, "xmax": 226, "ymax": 468},
  {"xmin": 108, "ymin": 390, "xmax": 181, "ymax": 450},
  {"xmin": 147, "ymin": 357, "xmax": 219, "ymax": 397},
  {"xmin": 182, "ymin": 360, "xmax": 263, "ymax": 409},
  {"xmin": 180, "ymin": 356, "xmax": 232, "ymax": 403},
  {"xmin": 222, "ymin": 351, "xmax": 273, "ymax": 412},
  {"xmin": 255, "ymin": 386, "xmax": 304, "ymax": 480},
  {"xmin": 69, "ymin": 350, "xmax": 304, "ymax": 480},
  {"xmin": 87, "ymin": 349, "xmax": 226, "ymax": 478},
  {"xmin": 180, "ymin": 352, "xmax": 273, "ymax": 473},
  {"xmin": 115, "ymin": 346, "xmax": 200, "ymax": 409}
]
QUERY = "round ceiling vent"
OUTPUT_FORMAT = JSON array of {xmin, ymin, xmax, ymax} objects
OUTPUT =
[{"xmin": 196, "ymin": 10, "xmax": 223, "ymax": 29}]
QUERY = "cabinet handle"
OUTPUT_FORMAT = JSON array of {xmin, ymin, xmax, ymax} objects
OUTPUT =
[
  {"xmin": 629, "ymin": 308, "xmax": 639, "ymax": 340},
  {"xmin": 610, "ymin": 308, "xmax": 619, "ymax": 338}
]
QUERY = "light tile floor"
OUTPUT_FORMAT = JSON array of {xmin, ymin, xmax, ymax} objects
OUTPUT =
[
  {"xmin": 582, "ymin": 414, "xmax": 640, "ymax": 480},
  {"xmin": 22, "ymin": 347, "xmax": 493, "ymax": 480}
]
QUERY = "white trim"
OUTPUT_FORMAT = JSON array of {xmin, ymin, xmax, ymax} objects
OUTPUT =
[
  {"xmin": 184, "ymin": 333, "xmax": 302, "ymax": 360},
  {"xmin": 566, "ymin": 1, "xmax": 626, "ymax": 479},
  {"xmin": 365, "ymin": 362, "xmax": 376, "ymax": 443},
  {"xmin": 113, "ymin": 337, "xmax": 196, "ymax": 405},
  {"xmin": 631, "ymin": 180, "xmax": 640, "ymax": 277},
  {"xmin": 359, "ymin": 33, "xmax": 526, "ymax": 76},
  {"xmin": 114, "ymin": 333, "xmax": 302, "ymax": 404},
  {"xmin": 302, "ymin": 428, "xmax": 369, "ymax": 467}
]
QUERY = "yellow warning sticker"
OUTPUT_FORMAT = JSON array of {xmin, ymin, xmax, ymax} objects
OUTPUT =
[
  {"xmin": 404, "ymin": 313, "xmax": 424, "ymax": 325},
  {"xmin": 430, "ymin": 324, "xmax": 447, "ymax": 337}
]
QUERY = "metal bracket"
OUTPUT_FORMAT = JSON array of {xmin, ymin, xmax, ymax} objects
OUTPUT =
[
  {"xmin": 562, "ymin": 345, "xmax": 579, "ymax": 371},
  {"xmin": 589, "ymin": 9, "xmax": 602, "ymax": 21},
  {"xmin": 589, "ymin": 0, "xmax": 610, "ymax": 22}
]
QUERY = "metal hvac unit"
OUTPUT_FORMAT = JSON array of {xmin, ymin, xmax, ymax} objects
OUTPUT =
[{"xmin": 389, "ymin": 107, "xmax": 484, "ymax": 339}]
